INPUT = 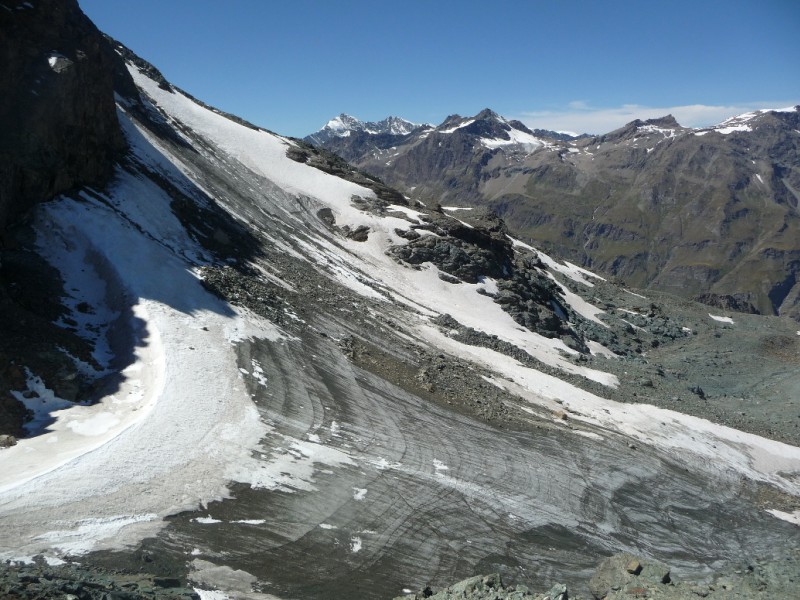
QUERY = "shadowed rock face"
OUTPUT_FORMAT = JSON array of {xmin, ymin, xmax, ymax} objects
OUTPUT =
[
  {"xmin": 0, "ymin": 0, "xmax": 131, "ymax": 435},
  {"xmin": 0, "ymin": 0, "xmax": 126, "ymax": 231}
]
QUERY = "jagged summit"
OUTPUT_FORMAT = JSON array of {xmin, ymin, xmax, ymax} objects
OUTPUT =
[
  {"xmin": 433, "ymin": 108, "xmax": 548, "ymax": 150},
  {"xmin": 305, "ymin": 113, "xmax": 422, "ymax": 145}
]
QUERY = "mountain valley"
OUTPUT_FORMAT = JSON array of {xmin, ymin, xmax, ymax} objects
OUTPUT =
[{"xmin": 0, "ymin": 2, "xmax": 799, "ymax": 599}]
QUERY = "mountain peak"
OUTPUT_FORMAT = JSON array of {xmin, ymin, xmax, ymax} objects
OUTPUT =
[
  {"xmin": 645, "ymin": 114, "xmax": 682, "ymax": 128},
  {"xmin": 324, "ymin": 113, "xmax": 361, "ymax": 133},
  {"xmin": 474, "ymin": 108, "xmax": 501, "ymax": 121},
  {"xmin": 306, "ymin": 113, "xmax": 420, "ymax": 144}
]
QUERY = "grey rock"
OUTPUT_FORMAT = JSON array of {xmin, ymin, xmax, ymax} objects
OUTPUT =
[{"xmin": 545, "ymin": 582, "xmax": 568, "ymax": 600}]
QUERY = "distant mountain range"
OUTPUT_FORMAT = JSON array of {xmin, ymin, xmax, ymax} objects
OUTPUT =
[
  {"xmin": 305, "ymin": 106, "xmax": 800, "ymax": 318},
  {"xmin": 304, "ymin": 113, "xmax": 424, "ymax": 146}
]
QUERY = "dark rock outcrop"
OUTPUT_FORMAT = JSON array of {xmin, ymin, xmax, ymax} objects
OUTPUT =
[
  {"xmin": 0, "ymin": 0, "xmax": 130, "ymax": 435},
  {"xmin": 0, "ymin": 0, "xmax": 127, "ymax": 232},
  {"xmin": 695, "ymin": 293, "xmax": 760, "ymax": 314}
]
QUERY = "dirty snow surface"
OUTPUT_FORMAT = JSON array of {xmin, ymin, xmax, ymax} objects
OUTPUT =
[{"xmin": 1, "ymin": 62, "xmax": 799, "ymax": 600}]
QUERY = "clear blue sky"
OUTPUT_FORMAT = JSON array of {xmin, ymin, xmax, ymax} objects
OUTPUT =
[{"xmin": 80, "ymin": 0, "xmax": 800, "ymax": 136}]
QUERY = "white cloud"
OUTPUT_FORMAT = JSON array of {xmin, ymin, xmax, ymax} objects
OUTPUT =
[{"xmin": 516, "ymin": 101, "xmax": 799, "ymax": 135}]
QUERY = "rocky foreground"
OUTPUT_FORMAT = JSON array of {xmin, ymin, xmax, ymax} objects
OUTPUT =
[
  {"xmin": 399, "ymin": 552, "xmax": 800, "ymax": 600},
  {"xmin": 3, "ymin": 550, "xmax": 799, "ymax": 599}
]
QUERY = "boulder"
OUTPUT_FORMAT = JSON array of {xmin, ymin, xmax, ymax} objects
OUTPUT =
[{"xmin": 590, "ymin": 553, "xmax": 671, "ymax": 598}]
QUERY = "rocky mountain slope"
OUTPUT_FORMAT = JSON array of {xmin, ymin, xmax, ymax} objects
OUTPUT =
[
  {"xmin": 0, "ymin": 3, "xmax": 799, "ymax": 600},
  {"xmin": 307, "ymin": 107, "xmax": 800, "ymax": 320}
]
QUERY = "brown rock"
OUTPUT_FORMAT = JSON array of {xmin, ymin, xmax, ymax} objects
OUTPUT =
[{"xmin": 626, "ymin": 559, "xmax": 642, "ymax": 575}]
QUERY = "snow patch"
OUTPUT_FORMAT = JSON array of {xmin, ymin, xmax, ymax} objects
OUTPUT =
[
  {"xmin": 481, "ymin": 127, "xmax": 545, "ymax": 151},
  {"xmin": 34, "ymin": 514, "xmax": 158, "ymax": 555},
  {"xmin": 439, "ymin": 118, "xmax": 475, "ymax": 133},
  {"xmin": 708, "ymin": 314, "xmax": 735, "ymax": 324}
]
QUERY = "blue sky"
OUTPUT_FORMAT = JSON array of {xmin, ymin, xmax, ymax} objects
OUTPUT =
[{"xmin": 80, "ymin": 0, "xmax": 799, "ymax": 137}]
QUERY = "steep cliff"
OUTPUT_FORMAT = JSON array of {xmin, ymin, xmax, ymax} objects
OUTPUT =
[{"xmin": 0, "ymin": 0, "xmax": 126, "ymax": 231}]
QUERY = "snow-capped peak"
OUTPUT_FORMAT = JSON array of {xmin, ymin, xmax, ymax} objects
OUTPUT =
[
  {"xmin": 695, "ymin": 106, "xmax": 799, "ymax": 136},
  {"xmin": 324, "ymin": 113, "xmax": 362, "ymax": 134},
  {"xmin": 436, "ymin": 109, "xmax": 548, "ymax": 151},
  {"xmin": 315, "ymin": 113, "xmax": 419, "ymax": 139}
]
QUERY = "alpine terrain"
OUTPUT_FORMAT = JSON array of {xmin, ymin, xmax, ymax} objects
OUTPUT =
[
  {"xmin": 1, "ymin": 2, "xmax": 799, "ymax": 599},
  {"xmin": 306, "ymin": 107, "xmax": 800, "ymax": 320}
]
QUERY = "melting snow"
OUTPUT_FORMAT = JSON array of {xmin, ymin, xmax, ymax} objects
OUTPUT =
[
  {"xmin": 386, "ymin": 204, "xmax": 426, "ymax": 223},
  {"xmin": 481, "ymin": 127, "xmax": 545, "ymax": 151}
]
